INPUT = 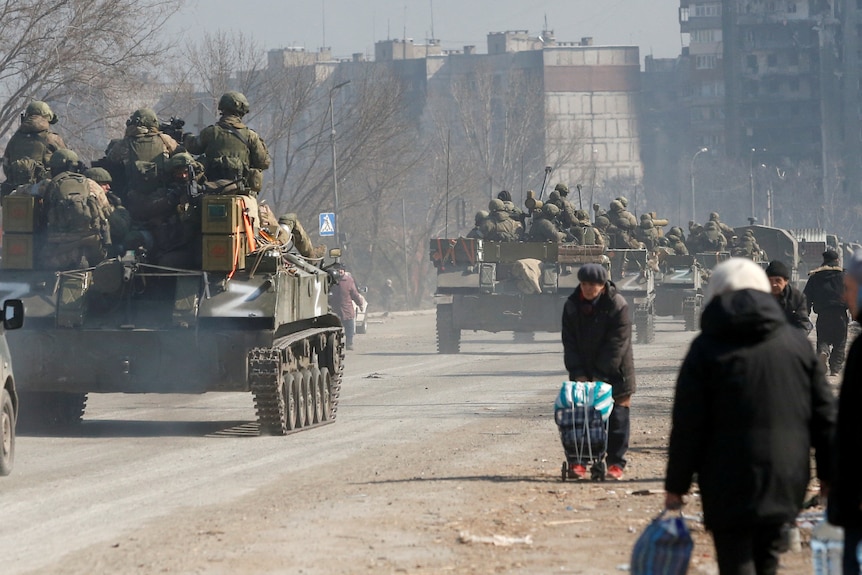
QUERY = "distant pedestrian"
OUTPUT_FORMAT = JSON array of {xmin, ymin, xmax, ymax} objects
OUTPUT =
[
  {"xmin": 380, "ymin": 278, "xmax": 395, "ymax": 317},
  {"xmin": 665, "ymin": 258, "xmax": 835, "ymax": 575},
  {"xmin": 561, "ymin": 263, "xmax": 635, "ymax": 481},
  {"xmin": 765, "ymin": 259, "xmax": 812, "ymax": 332},
  {"xmin": 329, "ymin": 267, "xmax": 365, "ymax": 351},
  {"xmin": 827, "ymin": 248, "xmax": 862, "ymax": 575},
  {"xmin": 804, "ymin": 249, "xmax": 848, "ymax": 375}
]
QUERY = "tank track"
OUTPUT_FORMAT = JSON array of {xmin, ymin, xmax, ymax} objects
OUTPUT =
[
  {"xmin": 249, "ymin": 326, "xmax": 344, "ymax": 436},
  {"xmin": 683, "ymin": 296, "xmax": 701, "ymax": 331},
  {"xmin": 436, "ymin": 304, "xmax": 460, "ymax": 354}
]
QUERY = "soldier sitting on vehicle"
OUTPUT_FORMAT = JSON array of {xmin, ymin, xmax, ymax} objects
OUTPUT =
[
  {"xmin": 466, "ymin": 210, "xmax": 489, "ymax": 239},
  {"xmin": 37, "ymin": 149, "xmax": 112, "ymax": 270},
  {"xmin": 2, "ymin": 100, "xmax": 67, "ymax": 197},
  {"xmin": 124, "ymin": 152, "xmax": 203, "ymax": 268},
  {"xmin": 708, "ymin": 211, "xmax": 735, "ymax": 243},
  {"xmin": 185, "ymin": 91, "xmax": 271, "ymax": 197},
  {"xmin": 594, "ymin": 213, "xmax": 612, "ymax": 246},
  {"xmin": 634, "ymin": 213, "xmax": 660, "ymax": 251},
  {"xmin": 527, "ymin": 203, "xmax": 567, "ymax": 243},
  {"xmin": 481, "ymin": 198, "xmax": 520, "ymax": 241},
  {"xmin": 570, "ymin": 209, "xmax": 603, "ymax": 246},
  {"xmin": 702, "ymin": 221, "xmax": 727, "ymax": 252},
  {"xmin": 84, "ymin": 167, "xmax": 131, "ymax": 256},
  {"xmin": 665, "ymin": 232, "xmax": 689, "ymax": 256}
]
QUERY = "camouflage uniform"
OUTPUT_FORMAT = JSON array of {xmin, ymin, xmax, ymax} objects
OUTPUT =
[
  {"xmin": 527, "ymin": 203, "xmax": 566, "ymax": 243},
  {"xmin": 594, "ymin": 214, "xmax": 612, "ymax": 246},
  {"xmin": 105, "ymin": 108, "xmax": 180, "ymax": 200},
  {"xmin": 570, "ymin": 209, "xmax": 603, "ymax": 246},
  {"xmin": 480, "ymin": 199, "xmax": 519, "ymax": 241},
  {"xmin": 702, "ymin": 221, "xmax": 728, "ymax": 252},
  {"xmin": 665, "ymin": 233, "xmax": 689, "ymax": 256},
  {"xmin": 276, "ymin": 214, "xmax": 315, "ymax": 258},
  {"xmin": 466, "ymin": 210, "xmax": 489, "ymax": 239},
  {"xmin": 607, "ymin": 200, "xmax": 639, "ymax": 249},
  {"xmin": 39, "ymin": 150, "xmax": 112, "ymax": 270},
  {"xmin": 85, "ymin": 167, "xmax": 131, "ymax": 254},
  {"xmin": 633, "ymin": 213, "xmax": 660, "ymax": 250},
  {"xmin": 708, "ymin": 212, "xmax": 735, "ymax": 243},
  {"xmin": 185, "ymin": 91, "xmax": 271, "ymax": 196},
  {"xmin": 2, "ymin": 101, "xmax": 67, "ymax": 195}
]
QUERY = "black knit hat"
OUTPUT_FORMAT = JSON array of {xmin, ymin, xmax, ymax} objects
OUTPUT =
[
  {"xmin": 823, "ymin": 249, "xmax": 840, "ymax": 263},
  {"xmin": 577, "ymin": 263, "xmax": 608, "ymax": 284},
  {"xmin": 765, "ymin": 260, "xmax": 790, "ymax": 280}
]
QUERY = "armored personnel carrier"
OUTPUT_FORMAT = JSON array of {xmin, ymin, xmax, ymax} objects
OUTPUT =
[
  {"xmin": 605, "ymin": 249, "xmax": 655, "ymax": 343},
  {"xmin": 0, "ymin": 193, "xmax": 344, "ymax": 435},
  {"xmin": 429, "ymin": 239, "xmax": 605, "ymax": 353},
  {"xmin": 654, "ymin": 254, "xmax": 703, "ymax": 332}
]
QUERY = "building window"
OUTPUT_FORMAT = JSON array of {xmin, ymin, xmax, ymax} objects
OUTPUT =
[
  {"xmin": 696, "ymin": 54, "xmax": 718, "ymax": 69},
  {"xmin": 680, "ymin": 6, "xmax": 689, "ymax": 22},
  {"xmin": 694, "ymin": 3, "xmax": 722, "ymax": 17},
  {"xmin": 788, "ymin": 2, "xmax": 797, "ymax": 12},
  {"xmin": 747, "ymin": 54, "xmax": 758, "ymax": 71}
]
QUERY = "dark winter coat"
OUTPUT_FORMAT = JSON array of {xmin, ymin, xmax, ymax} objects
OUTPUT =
[
  {"xmin": 561, "ymin": 281, "xmax": 636, "ymax": 399},
  {"xmin": 665, "ymin": 289, "xmax": 835, "ymax": 531},
  {"xmin": 803, "ymin": 265, "xmax": 846, "ymax": 314},
  {"xmin": 775, "ymin": 283, "xmax": 812, "ymax": 332},
  {"xmin": 828, "ymin": 335, "xmax": 862, "ymax": 528}
]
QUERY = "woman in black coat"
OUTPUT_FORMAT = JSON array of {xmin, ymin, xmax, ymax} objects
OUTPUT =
[
  {"xmin": 664, "ymin": 258, "xmax": 835, "ymax": 575},
  {"xmin": 828, "ymin": 249, "xmax": 862, "ymax": 575}
]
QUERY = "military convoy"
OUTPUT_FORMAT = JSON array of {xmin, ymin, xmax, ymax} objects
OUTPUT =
[{"xmin": 0, "ymin": 193, "xmax": 345, "ymax": 435}]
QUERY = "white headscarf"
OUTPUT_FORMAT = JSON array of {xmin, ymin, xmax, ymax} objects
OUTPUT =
[{"xmin": 704, "ymin": 257, "xmax": 771, "ymax": 304}]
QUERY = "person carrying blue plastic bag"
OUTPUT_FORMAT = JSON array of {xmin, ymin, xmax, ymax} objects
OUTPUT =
[
  {"xmin": 630, "ymin": 510, "xmax": 693, "ymax": 575},
  {"xmin": 561, "ymin": 263, "xmax": 635, "ymax": 481},
  {"xmin": 664, "ymin": 258, "xmax": 835, "ymax": 575}
]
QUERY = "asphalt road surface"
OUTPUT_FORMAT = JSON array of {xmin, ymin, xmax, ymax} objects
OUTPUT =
[{"xmin": 0, "ymin": 311, "xmax": 819, "ymax": 574}]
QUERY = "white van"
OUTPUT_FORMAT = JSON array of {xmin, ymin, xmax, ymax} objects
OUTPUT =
[{"xmin": 1, "ymin": 299, "xmax": 24, "ymax": 476}]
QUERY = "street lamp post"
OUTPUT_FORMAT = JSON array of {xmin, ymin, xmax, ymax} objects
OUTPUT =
[
  {"xmin": 690, "ymin": 147, "xmax": 708, "ymax": 223},
  {"xmin": 748, "ymin": 148, "xmax": 764, "ymax": 223},
  {"xmin": 329, "ymin": 79, "xmax": 351, "ymax": 248}
]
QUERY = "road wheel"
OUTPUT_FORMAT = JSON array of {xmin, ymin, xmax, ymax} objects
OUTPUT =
[
  {"xmin": 436, "ymin": 304, "xmax": 460, "ymax": 354},
  {"xmin": 0, "ymin": 389, "xmax": 15, "ymax": 476},
  {"xmin": 310, "ymin": 366, "xmax": 323, "ymax": 424},
  {"xmin": 284, "ymin": 372, "xmax": 299, "ymax": 431},
  {"xmin": 320, "ymin": 369, "xmax": 332, "ymax": 422},
  {"xmin": 297, "ymin": 370, "xmax": 308, "ymax": 428}
]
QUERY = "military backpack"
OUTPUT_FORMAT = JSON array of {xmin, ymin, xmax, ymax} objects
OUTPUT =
[
  {"xmin": 203, "ymin": 124, "xmax": 251, "ymax": 183},
  {"xmin": 124, "ymin": 134, "xmax": 169, "ymax": 192},
  {"xmin": 45, "ymin": 173, "xmax": 103, "ymax": 238},
  {"xmin": 4, "ymin": 131, "xmax": 52, "ymax": 187}
]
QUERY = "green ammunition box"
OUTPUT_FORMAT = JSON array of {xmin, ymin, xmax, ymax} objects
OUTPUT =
[
  {"xmin": 202, "ymin": 233, "xmax": 247, "ymax": 272},
  {"xmin": 1, "ymin": 233, "xmax": 34, "ymax": 269},
  {"xmin": 2, "ymin": 195, "xmax": 37, "ymax": 233},
  {"xmin": 202, "ymin": 196, "xmax": 243, "ymax": 234}
]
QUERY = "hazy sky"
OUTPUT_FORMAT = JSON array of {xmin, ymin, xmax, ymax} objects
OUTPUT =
[{"xmin": 175, "ymin": 0, "xmax": 684, "ymax": 62}]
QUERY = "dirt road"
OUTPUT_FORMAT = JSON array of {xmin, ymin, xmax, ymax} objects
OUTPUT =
[{"xmin": 2, "ymin": 312, "xmax": 823, "ymax": 574}]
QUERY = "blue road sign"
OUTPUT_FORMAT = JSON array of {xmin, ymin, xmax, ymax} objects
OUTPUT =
[{"xmin": 319, "ymin": 212, "xmax": 335, "ymax": 237}]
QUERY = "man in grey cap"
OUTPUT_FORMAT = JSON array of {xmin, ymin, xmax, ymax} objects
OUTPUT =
[
  {"xmin": 561, "ymin": 263, "xmax": 635, "ymax": 481},
  {"xmin": 804, "ymin": 249, "xmax": 848, "ymax": 375}
]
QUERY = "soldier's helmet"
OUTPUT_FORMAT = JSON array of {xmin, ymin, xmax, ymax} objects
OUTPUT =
[
  {"xmin": 497, "ymin": 190, "xmax": 512, "ymax": 202},
  {"xmin": 25, "ymin": 100, "xmax": 58, "ymax": 124},
  {"xmin": 548, "ymin": 190, "xmax": 561, "ymax": 203},
  {"xmin": 704, "ymin": 221, "xmax": 719, "ymax": 230},
  {"xmin": 610, "ymin": 199, "xmax": 624, "ymax": 212},
  {"xmin": 667, "ymin": 232, "xmax": 680, "ymax": 242},
  {"xmin": 641, "ymin": 219, "xmax": 654, "ymax": 229},
  {"xmin": 575, "ymin": 209, "xmax": 589, "ymax": 221},
  {"xmin": 474, "ymin": 210, "xmax": 489, "ymax": 225},
  {"xmin": 744, "ymin": 229, "xmax": 755, "ymax": 237},
  {"xmin": 48, "ymin": 149, "xmax": 79, "ymax": 174},
  {"xmin": 218, "ymin": 91, "xmax": 251, "ymax": 116},
  {"xmin": 640, "ymin": 213, "xmax": 652, "ymax": 221},
  {"xmin": 554, "ymin": 183, "xmax": 569, "ymax": 195},
  {"xmin": 616, "ymin": 196, "xmax": 629, "ymax": 208},
  {"xmin": 488, "ymin": 198, "xmax": 505, "ymax": 212},
  {"xmin": 542, "ymin": 203, "xmax": 560, "ymax": 217},
  {"xmin": 84, "ymin": 167, "xmax": 112, "ymax": 184},
  {"xmin": 595, "ymin": 214, "xmax": 610, "ymax": 229},
  {"xmin": 709, "ymin": 211, "xmax": 720, "ymax": 221},
  {"xmin": 165, "ymin": 152, "xmax": 195, "ymax": 172},
  {"xmin": 127, "ymin": 108, "xmax": 159, "ymax": 129},
  {"xmin": 670, "ymin": 226, "xmax": 683, "ymax": 237}
]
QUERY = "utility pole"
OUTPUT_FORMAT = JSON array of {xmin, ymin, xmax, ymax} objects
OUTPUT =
[{"xmin": 329, "ymin": 80, "xmax": 350, "ymax": 248}]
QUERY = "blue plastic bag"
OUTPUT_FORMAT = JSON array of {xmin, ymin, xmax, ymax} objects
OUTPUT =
[{"xmin": 630, "ymin": 511, "xmax": 693, "ymax": 575}]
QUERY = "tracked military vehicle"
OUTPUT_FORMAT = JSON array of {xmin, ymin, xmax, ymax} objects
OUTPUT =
[
  {"xmin": 430, "ymin": 239, "xmax": 605, "ymax": 353},
  {"xmin": 605, "ymin": 249, "xmax": 655, "ymax": 343},
  {"xmin": 655, "ymin": 254, "xmax": 703, "ymax": 331},
  {"xmin": 0, "ymin": 193, "xmax": 344, "ymax": 434}
]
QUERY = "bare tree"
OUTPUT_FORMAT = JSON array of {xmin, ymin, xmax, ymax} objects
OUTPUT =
[{"xmin": 0, "ymin": 0, "xmax": 184, "ymax": 159}]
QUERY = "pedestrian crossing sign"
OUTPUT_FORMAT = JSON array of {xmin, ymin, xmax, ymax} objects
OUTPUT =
[{"xmin": 319, "ymin": 212, "xmax": 335, "ymax": 236}]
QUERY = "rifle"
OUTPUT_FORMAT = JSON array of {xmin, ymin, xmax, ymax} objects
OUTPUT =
[
  {"xmin": 576, "ymin": 184, "xmax": 583, "ymax": 210},
  {"xmin": 537, "ymin": 166, "xmax": 552, "ymax": 202},
  {"xmin": 159, "ymin": 117, "xmax": 186, "ymax": 144}
]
